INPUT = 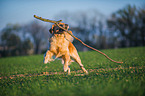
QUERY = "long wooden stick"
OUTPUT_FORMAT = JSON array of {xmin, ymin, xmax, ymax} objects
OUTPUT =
[
  {"xmin": 34, "ymin": 15, "xmax": 62, "ymax": 23},
  {"xmin": 34, "ymin": 15, "xmax": 123, "ymax": 63}
]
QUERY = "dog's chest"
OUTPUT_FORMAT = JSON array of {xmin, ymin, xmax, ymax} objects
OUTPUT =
[{"xmin": 50, "ymin": 35, "xmax": 69, "ymax": 47}]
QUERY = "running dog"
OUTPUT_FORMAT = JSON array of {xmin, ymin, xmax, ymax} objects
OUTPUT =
[{"xmin": 44, "ymin": 23, "xmax": 88, "ymax": 74}]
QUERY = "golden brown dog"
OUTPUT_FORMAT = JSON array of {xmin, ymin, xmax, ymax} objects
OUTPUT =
[{"xmin": 44, "ymin": 23, "xmax": 88, "ymax": 74}]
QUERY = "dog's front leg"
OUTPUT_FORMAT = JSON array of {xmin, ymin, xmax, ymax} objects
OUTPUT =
[{"xmin": 44, "ymin": 50, "xmax": 54, "ymax": 64}]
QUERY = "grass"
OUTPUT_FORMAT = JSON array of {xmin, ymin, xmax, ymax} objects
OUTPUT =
[{"xmin": 0, "ymin": 47, "xmax": 145, "ymax": 96}]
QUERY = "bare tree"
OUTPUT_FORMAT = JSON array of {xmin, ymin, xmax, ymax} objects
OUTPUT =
[
  {"xmin": 107, "ymin": 5, "xmax": 145, "ymax": 47},
  {"xmin": 0, "ymin": 24, "xmax": 33, "ymax": 57},
  {"xmin": 26, "ymin": 21, "xmax": 50, "ymax": 54}
]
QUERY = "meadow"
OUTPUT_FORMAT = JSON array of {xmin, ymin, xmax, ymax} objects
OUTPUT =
[{"xmin": 0, "ymin": 47, "xmax": 145, "ymax": 96}]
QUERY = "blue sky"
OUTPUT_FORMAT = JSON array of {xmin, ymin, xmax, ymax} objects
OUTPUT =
[{"xmin": 0, "ymin": 0, "xmax": 144, "ymax": 29}]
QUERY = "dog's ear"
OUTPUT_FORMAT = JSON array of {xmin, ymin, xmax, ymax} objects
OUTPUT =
[
  {"xmin": 65, "ymin": 24, "xmax": 69, "ymax": 30},
  {"xmin": 49, "ymin": 29, "xmax": 53, "ymax": 34},
  {"xmin": 49, "ymin": 24, "xmax": 55, "ymax": 34}
]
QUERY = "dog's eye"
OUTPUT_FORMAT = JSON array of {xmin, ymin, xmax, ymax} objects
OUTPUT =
[{"xmin": 59, "ymin": 24, "xmax": 63, "ymax": 27}]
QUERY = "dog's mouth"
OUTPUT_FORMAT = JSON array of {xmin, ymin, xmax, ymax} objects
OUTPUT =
[
  {"xmin": 59, "ymin": 28, "xmax": 65, "ymax": 32},
  {"xmin": 54, "ymin": 25, "xmax": 65, "ymax": 33}
]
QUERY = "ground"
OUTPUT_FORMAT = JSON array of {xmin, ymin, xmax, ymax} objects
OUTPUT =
[{"xmin": 0, "ymin": 47, "xmax": 145, "ymax": 96}]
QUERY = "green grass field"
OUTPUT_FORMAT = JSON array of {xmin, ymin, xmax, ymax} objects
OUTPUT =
[{"xmin": 0, "ymin": 47, "xmax": 145, "ymax": 96}]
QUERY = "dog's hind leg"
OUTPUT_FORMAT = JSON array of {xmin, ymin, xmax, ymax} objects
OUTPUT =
[
  {"xmin": 71, "ymin": 52, "xmax": 88, "ymax": 74},
  {"xmin": 76, "ymin": 57, "xmax": 88, "ymax": 74},
  {"xmin": 68, "ymin": 42, "xmax": 88, "ymax": 74}
]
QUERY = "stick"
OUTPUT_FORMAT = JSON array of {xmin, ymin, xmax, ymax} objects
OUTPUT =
[
  {"xmin": 56, "ymin": 23, "xmax": 123, "ymax": 64},
  {"xmin": 34, "ymin": 15, "xmax": 123, "ymax": 63},
  {"xmin": 34, "ymin": 15, "xmax": 62, "ymax": 23}
]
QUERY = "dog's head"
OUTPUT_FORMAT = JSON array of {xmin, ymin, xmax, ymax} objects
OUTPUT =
[{"xmin": 49, "ymin": 22, "xmax": 69, "ymax": 34}]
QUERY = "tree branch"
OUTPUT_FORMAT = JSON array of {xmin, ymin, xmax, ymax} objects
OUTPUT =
[{"xmin": 34, "ymin": 15, "xmax": 62, "ymax": 23}]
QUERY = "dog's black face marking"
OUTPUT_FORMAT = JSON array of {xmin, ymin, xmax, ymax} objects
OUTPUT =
[
  {"xmin": 57, "ymin": 24, "xmax": 64, "ymax": 32},
  {"xmin": 52, "ymin": 24, "xmax": 64, "ymax": 33},
  {"xmin": 49, "ymin": 23, "xmax": 69, "ymax": 34},
  {"xmin": 59, "ymin": 28, "xmax": 64, "ymax": 32},
  {"xmin": 59, "ymin": 24, "xmax": 63, "ymax": 27}
]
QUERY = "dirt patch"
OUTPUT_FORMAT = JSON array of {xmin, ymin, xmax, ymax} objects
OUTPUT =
[{"xmin": 0, "ymin": 66, "xmax": 144, "ymax": 79}]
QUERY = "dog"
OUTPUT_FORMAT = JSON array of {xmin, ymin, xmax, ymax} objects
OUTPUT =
[{"xmin": 44, "ymin": 22, "xmax": 88, "ymax": 74}]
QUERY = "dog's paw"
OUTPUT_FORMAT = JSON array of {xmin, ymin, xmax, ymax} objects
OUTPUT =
[
  {"xmin": 63, "ymin": 65, "xmax": 68, "ymax": 72},
  {"xmin": 44, "ymin": 61, "xmax": 50, "ymax": 64},
  {"xmin": 50, "ymin": 59, "xmax": 54, "ymax": 61}
]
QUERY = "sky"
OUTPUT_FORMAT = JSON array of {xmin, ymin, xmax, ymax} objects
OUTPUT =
[{"xmin": 0, "ymin": 0, "xmax": 144, "ymax": 29}]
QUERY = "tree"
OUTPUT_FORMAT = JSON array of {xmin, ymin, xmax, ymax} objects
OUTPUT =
[
  {"xmin": 22, "ymin": 39, "xmax": 33, "ymax": 55},
  {"xmin": 107, "ymin": 5, "xmax": 145, "ymax": 47},
  {"xmin": 26, "ymin": 21, "xmax": 49, "ymax": 54},
  {"xmin": 1, "ymin": 32, "xmax": 21, "ymax": 56},
  {"xmin": 0, "ymin": 24, "xmax": 34, "ymax": 57},
  {"xmin": 137, "ymin": 7, "xmax": 145, "ymax": 46}
]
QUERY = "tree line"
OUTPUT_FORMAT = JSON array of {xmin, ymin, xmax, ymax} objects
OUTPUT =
[
  {"xmin": 0, "ymin": 5, "xmax": 144, "ymax": 57},
  {"xmin": 0, "ymin": 22, "xmax": 50, "ymax": 57}
]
